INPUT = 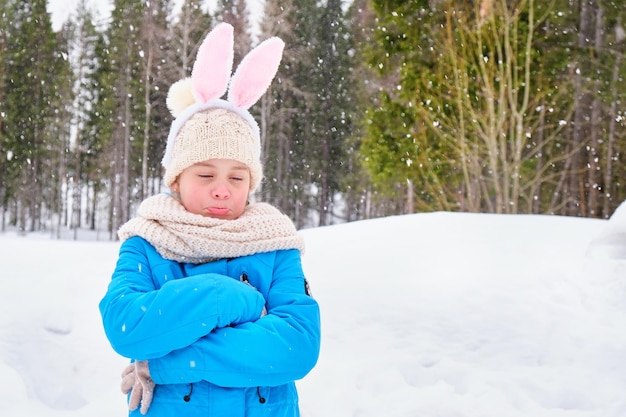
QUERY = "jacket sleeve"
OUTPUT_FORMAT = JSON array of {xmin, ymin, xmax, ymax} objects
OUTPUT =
[
  {"xmin": 148, "ymin": 249, "xmax": 321, "ymax": 388},
  {"xmin": 99, "ymin": 237, "xmax": 266, "ymax": 360}
]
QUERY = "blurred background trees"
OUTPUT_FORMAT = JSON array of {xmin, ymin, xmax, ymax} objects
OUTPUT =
[{"xmin": 1, "ymin": 0, "xmax": 624, "ymax": 238}]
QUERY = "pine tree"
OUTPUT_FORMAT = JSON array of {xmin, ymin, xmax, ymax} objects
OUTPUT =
[
  {"xmin": 56, "ymin": 0, "xmax": 100, "ymax": 238},
  {"xmin": 215, "ymin": 0, "xmax": 252, "ymax": 67},
  {"xmin": 104, "ymin": 0, "xmax": 147, "ymax": 234},
  {"xmin": 260, "ymin": 0, "xmax": 359, "ymax": 227},
  {"xmin": 83, "ymin": 30, "xmax": 116, "ymax": 232},
  {"xmin": 170, "ymin": 0, "xmax": 213, "ymax": 78},
  {"xmin": 0, "ymin": 0, "xmax": 11, "ymax": 230},
  {"xmin": 259, "ymin": 0, "xmax": 318, "ymax": 227},
  {"xmin": 360, "ymin": 0, "xmax": 440, "ymax": 213},
  {"xmin": 2, "ymin": 0, "xmax": 67, "ymax": 231},
  {"xmin": 564, "ymin": 1, "xmax": 626, "ymax": 217},
  {"xmin": 138, "ymin": 0, "xmax": 175, "ymax": 200},
  {"xmin": 342, "ymin": 0, "xmax": 389, "ymax": 221},
  {"xmin": 308, "ymin": 0, "xmax": 353, "ymax": 225}
]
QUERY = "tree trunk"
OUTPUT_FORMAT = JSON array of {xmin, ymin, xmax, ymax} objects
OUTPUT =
[
  {"xmin": 568, "ymin": 0, "xmax": 596, "ymax": 216},
  {"xmin": 604, "ymin": 48, "xmax": 621, "ymax": 218}
]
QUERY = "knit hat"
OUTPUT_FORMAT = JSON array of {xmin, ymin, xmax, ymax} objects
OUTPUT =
[{"xmin": 162, "ymin": 23, "xmax": 284, "ymax": 192}]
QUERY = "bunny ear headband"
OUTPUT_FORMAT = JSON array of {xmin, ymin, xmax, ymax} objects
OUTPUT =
[{"xmin": 161, "ymin": 23, "xmax": 285, "ymax": 168}]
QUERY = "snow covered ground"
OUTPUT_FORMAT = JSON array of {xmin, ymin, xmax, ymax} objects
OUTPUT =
[{"xmin": 1, "ymin": 205, "xmax": 625, "ymax": 416}]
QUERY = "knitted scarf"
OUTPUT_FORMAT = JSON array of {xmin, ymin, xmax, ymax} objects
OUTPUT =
[{"xmin": 118, "ymin": 193, "xmax": 305, "ymax": 264}]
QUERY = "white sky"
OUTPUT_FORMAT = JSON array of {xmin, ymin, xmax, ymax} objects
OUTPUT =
[
  {"xmin": 1, "ymin": 201, "xmax": 625, "ymax": 416},
  {"xmin": 47, "ymin": 0, "xmax": 266, "ymax": 31}
]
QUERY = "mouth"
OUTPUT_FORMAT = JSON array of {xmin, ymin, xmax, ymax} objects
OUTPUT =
[{"xmin": 206, "ymin": 207, "xmax": 230, "ymax": 216}]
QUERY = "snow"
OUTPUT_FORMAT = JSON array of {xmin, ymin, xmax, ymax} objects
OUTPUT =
[
  {"xmin": 2, "ymin": 204, "xmax": 626, "ymax": 417},
  {"xmin": 47, "ymin": 0, "xmax": 114, "ymax": 30}
]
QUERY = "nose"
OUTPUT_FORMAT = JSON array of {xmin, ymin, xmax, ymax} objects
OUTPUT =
[{"xmin": 212, "ymin": 182, "xmax": 230, "ymax": 199}]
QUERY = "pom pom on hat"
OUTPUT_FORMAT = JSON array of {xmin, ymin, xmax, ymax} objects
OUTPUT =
[
  {"xmin": 166, "ymin": 78, "xmax": 195, "ymax": 118},
  {"xmin": 162, "ymin": 23, "xmax": 284, "ymax": 193}
]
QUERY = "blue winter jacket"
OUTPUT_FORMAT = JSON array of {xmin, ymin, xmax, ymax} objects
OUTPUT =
[{"xmin": 99, "ymin": 236, "xmax": 321, "ymax": 417}]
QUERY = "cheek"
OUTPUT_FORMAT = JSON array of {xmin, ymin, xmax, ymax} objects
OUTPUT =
[
  {"xmin": 232, "ymin": 191, "xmax": 249, "ymax": 213},
  {"xmin": 192, "ymin": 186, "xmax": 210, "ymax": 202},
  {"xmin": 179, "ymin": 184, "xmax": 205, "ymax": 208}
]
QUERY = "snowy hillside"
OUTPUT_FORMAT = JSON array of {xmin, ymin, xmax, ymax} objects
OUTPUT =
[{"xmin": 1, "ymin": 207, "xmax": 625, "ymax": 416}]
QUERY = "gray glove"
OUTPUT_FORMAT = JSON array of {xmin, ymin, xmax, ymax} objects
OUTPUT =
[{"xmin": 121, "ymin": 360, "xmax": 155, "ymax": 415}]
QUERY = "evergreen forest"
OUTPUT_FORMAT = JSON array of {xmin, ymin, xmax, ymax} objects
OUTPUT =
[{"xmin": 1, "ymin": 0, "xmax": 625, "ymax": 239}]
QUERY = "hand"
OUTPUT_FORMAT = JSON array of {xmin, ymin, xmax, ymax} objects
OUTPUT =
[{"xmin": 121, "ymin": 360, "xmax": 155, "ymax": 415}]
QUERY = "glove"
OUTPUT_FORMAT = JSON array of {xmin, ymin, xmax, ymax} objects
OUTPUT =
[{"xmin": 121, "ymin": 360, "xmax": 155, "ymax": 415}]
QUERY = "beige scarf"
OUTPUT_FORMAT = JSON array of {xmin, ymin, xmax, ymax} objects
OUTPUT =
[{"xmin": 118, "ymin": 193, "xmax": 305, "ymax": 263}]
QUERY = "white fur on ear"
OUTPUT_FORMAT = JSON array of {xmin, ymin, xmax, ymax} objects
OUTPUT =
[
  {"xmin": 228, "ymin": 37, "xmax": 285, "ymax": 109},
  {"xmin": 167, "ymin": 23, "xmax": 284, "ymax": 117},
  {"xmin": 191, "ymin": 22, "xmax": 234, "ymax": 104}
]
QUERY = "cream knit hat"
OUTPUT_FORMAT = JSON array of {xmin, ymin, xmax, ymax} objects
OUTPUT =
[
  {"xmin": 163, "ymin": 108, "xmax": 262, "ymax": 190},
  {"xmin": 161, "ymin": 23, "xmax": 284, "ymax": 192}
]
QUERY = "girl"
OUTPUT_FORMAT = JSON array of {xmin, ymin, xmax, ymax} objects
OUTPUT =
[{"xmin": 99, "ymin": 23, "xmax": 321, "ymax": 417}]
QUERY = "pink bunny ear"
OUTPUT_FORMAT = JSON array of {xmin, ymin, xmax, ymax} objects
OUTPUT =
[
  {"xmin": 228, "ymin": 37, "xmax": 285, "ymax": 109},
  {"xmin": 192, "ymin": 23, "xmax": 234, "ymax": 103}
]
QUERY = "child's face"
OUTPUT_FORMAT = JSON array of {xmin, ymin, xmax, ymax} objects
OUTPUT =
[{"xmin": 173, "ymin": 159, "xmax": 251, "ymax": 220}]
